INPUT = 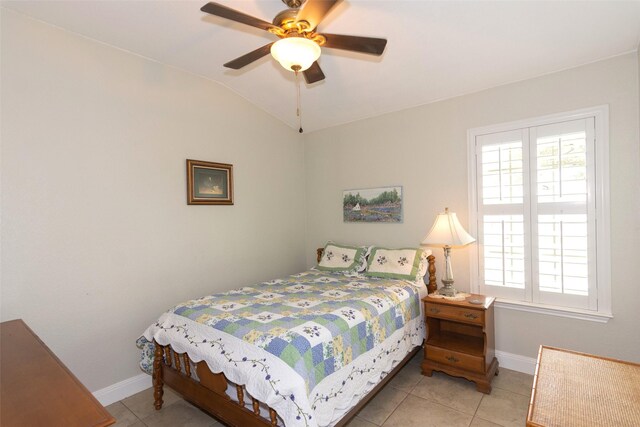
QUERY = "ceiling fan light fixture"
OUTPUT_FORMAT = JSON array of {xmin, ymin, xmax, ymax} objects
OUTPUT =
[{"xmin": 271, "ymin": 37, "xmax": 321, "ymax": 72}]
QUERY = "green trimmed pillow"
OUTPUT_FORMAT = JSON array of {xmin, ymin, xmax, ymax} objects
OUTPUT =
[
  {"xmin": 317, "ymin": 243, "xmax": 367, "ymax": 273},
  {"xmin": 365, "ymin": 247, "xmax": 424, "ymax": 280}
]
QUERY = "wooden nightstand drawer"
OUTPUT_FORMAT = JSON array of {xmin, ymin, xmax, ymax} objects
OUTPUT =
[
  {"xmin": 426, "ymin": 345, "xmax": 485, "ymax": 373},
  {"xmin": 425, "ymin": 302, "xmax": 484, "ymax": 325}
]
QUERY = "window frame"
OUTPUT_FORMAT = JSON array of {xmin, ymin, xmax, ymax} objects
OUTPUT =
[{"xmin": 467, "ymin": 106, "xmax": 611, "ymax": 322}]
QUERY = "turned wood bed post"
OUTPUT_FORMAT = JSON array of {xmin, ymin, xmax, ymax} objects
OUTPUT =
[
  {"xmin": 153, "ymin": 342, "xmax": 164, "ymax": 410},
  {"xmin": 426, "ymin": 254, "xmax": 437, "ymax": 294}
]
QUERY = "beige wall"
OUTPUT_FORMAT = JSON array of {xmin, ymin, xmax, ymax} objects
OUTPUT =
[
  {"xmin": 2, "ymin": 6, "xmax": 639, "ymax": 395},
  {"xmin": 304, "ymin": 53, "xmax": 640, "ymax": 363},
  {"xmin": 0, "ymin": 10, "xmax": 306, "ymax": 391}
]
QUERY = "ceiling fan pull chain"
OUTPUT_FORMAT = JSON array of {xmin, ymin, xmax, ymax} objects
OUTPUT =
[{"xmin": 295, "ymin": 69, "xmax": 303, "ymax": 133}]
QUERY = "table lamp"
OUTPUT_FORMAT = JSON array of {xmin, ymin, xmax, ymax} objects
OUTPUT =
[{"xmin": 421, "ymin": 207, "xmax": 475, "ymax": 296}]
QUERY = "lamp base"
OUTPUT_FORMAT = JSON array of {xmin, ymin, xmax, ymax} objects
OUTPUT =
[{"xmin": 437, "ymin": 279, "xmax": 457, "ymax": 297}]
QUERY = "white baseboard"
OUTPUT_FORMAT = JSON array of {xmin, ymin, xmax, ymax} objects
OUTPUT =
[
  {"xmin": 495, "ymin": 350, "xmax": 537, "ymax": 375},
  {"xmin": 93, "ymin": 373, "xmax": 152, "ymax": 406}
]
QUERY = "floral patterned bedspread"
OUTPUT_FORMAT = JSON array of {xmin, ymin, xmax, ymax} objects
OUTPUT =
[{"xmin": 139, "ymin": 269, "xmax": 425, "ymax": 427}]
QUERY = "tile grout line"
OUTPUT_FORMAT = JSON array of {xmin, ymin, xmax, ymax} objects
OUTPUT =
[
  {"xmin": 377, "ymin": 392, "xmax": 411, "ymax": 427},
  {"xmin": 374, "ymin": 361, "xmax": 425, "ymax": 424},
  {"xmin": 492, "ymin": 383, "xmax": 533, "ymax": 397},
  {"xmin": 113, "ymin": 400, "xmax": 147, "ymax": 427},
  {"xmin": 470, "ymin": 393, "xmax": 485, "ymax": 426},
  {"xmin": 403, "ymin": 391, "xmax": 481, "ymax": 424},
  {"xmin": 119, "ymin": 400, "xmax": 146, "ymax": 425}
]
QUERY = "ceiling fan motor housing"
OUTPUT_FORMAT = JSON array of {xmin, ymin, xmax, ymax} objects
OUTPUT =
[
  {"xmin": 272, "ymin": 9, "xmax": 299, "ymax": 27},
  {"xmin": 282, "ymin": 0, "xmax": 304, "ymax": 8}
]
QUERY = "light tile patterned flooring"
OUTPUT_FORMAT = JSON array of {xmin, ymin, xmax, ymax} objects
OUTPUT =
[{"xmin": 107, "ymin": 353, "xmax": 533, "ymax": 427}]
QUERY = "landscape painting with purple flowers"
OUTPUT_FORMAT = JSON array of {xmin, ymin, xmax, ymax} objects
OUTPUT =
[{"xmin": 343, "ymin": 186, "xmax": 402, "ymax": 223}]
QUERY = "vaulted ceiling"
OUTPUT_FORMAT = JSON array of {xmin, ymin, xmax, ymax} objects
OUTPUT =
[{"xmin": 4, "ymin": 0, "xmax": 640, "ymax": 132}]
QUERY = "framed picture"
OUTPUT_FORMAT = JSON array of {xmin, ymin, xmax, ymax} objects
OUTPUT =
[
  {"xmin": 343, "ymin": 186, "xmax": 402, "ymax": 223},
  {"xmin": 186, "ymin": 159, "xmax": 233, "ymax": 205}
]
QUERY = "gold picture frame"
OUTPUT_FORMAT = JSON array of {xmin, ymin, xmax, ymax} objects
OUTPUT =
[{"xmin": 186, "ymin": 159, "xmax": 233, "ymax": 205}]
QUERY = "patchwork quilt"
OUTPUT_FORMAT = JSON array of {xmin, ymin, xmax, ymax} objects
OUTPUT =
[{"xmin": 139, "ymin": 269, "xmax": 425, "ymax": 427}]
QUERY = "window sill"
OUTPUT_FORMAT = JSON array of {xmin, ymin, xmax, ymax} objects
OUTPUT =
[{"xmin": 494, "ymin": 299, "xmax": 612, "ymax": 323}]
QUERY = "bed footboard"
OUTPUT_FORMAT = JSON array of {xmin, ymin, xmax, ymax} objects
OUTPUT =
[
  {"xmin": 153, "ymin": 341, "xmax": 421, "ymax": 427},
  {"xmin": 153, "ymin": 342, "xmax": 278, "ymax": 426}
]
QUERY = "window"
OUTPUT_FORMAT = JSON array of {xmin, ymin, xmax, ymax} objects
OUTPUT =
[{"xmin": 467, "ymin": 106, "xmax": 611, "ymax": 320}]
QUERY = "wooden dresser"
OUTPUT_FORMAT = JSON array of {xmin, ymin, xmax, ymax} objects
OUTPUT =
[
  {"xmin": 421, "ymin": 294, "xmax": 499, "ymax": 393},
  {"xmin": 0, "ymin": 319, "xmax": 115, "ymax": 427}
]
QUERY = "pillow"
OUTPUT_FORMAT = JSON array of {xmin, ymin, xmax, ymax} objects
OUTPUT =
[
  {"xmin": 414, "ymin": 249, "xmax": 432, "ymax": 283},
  {"xmin": 365, "ymin": 247, "xmax": 424, "ymax": 280},
  {"xmin": 317, "ymin": 243, "xmax": 367, "ymax": 273}
]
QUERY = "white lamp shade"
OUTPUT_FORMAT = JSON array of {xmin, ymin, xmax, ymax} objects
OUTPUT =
[
  {"xmin": 421, "ymin": 208, "xmax": 475, "ymax": 247},
  {"xmin": 271, "ymin": 37, "xmax": 321, "ymax": 72}
]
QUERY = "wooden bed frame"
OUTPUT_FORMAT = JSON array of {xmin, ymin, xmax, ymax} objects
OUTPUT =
[{"xmin": 153, "ymin": 249, "xmax": 437, "ymax": 426}]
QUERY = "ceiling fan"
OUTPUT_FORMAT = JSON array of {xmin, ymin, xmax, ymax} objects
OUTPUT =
[{"xmin": 200, "ymin": 0, "xmax": 388, "ymax": 84}]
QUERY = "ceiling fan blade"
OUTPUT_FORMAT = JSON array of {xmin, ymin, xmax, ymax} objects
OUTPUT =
[
  {"xmin": 295, "ymin": 0, "xmax": 341, "ymax": 31},
  {"xmin": 303, "ymin": 61, "xmax": 325, "ymax": 84},
  {"xmin": 201, "ymin": 2, "xmax": 276, "ymax": 32},
  {"xmin": 322, "ymin": 33, "xmax": 387, "ymax": 55},
  {"xmin": 224, "ymin": 43, "xmax": 274, "ymax": 69}
]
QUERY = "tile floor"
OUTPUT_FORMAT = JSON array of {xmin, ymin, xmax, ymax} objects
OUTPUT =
[{"xmin": 107, "ymin": 353, "xmax": 533, "ymax": 427}]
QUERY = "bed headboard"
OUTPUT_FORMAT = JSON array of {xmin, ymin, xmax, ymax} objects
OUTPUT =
[{"xmin": 316, "ymin": 247, "xmax": 438, "ymax": 294}]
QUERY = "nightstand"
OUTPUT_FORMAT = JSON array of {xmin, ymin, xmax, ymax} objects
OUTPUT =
[{"xmin": 421, "ymin": 294, "xmax": 499, "ymax": 393}]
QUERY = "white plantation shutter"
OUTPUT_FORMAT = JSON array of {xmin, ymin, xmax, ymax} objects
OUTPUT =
[
  {"xmin": 482, "ymin": 215, "xmax": 525, "ymax": 289},
  {"xmin": 475, "ymin": 129, "xmax": 529, "ymax": 300},
  {"xmin": 470, "ymin": 110, "xmax": 607, "ymax": 313},
  {"xmin": 480, "ymin": 138, "xmax": 524, "ymax": 205},
  {"xmin": 530, "ymin": 119, "xmax": 597, "ymax": 310},
  {"xmin": 536, "ymin": 214, "xmax": 589, "ymax": 294}
]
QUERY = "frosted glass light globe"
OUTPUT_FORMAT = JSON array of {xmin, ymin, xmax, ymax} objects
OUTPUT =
[{"xmin": 271, "ymin": 37, "xmax": 321, "ymax": 72}]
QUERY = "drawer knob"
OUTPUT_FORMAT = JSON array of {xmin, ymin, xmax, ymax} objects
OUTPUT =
[
  {"xmin": 464, "ymin": 313, "xmax": 479, "ymax": 319},
  {"xmin": 429, "ymin": 308, "xmax": 440, "ymax": 314},
  {"xmin": 446, "ymin": 356, "xmax": 459, "ymax": 363}
]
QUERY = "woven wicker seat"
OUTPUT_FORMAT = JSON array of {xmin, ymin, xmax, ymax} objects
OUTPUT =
[{"xmin": 527, "ymin": 346, "xmax": 640, "ymax": 427}]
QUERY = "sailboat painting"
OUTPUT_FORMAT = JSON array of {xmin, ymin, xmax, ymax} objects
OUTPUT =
[{"xmin": 343, "ymin": 186, "xmax": 402, "ymax": 223}]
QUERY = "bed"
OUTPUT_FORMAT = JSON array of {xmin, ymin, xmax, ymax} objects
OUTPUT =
[{"xmin": 139, "ymin": 246, "xmax": 436, "ymax": 427}]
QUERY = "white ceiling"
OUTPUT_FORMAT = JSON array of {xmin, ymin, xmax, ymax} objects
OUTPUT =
[{"xmin": 3, "ymin": 0, "xmax": 640, "ymax": 132}]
